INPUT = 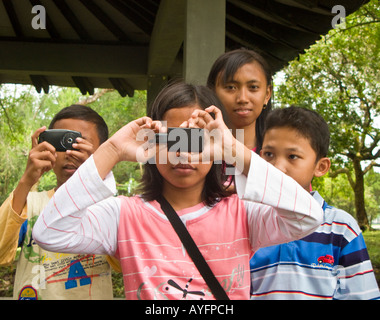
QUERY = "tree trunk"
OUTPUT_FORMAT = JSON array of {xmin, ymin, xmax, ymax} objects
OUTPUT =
[{"xmin": 353, "ymin": 158, "xmax": 370, "ymax": 231}]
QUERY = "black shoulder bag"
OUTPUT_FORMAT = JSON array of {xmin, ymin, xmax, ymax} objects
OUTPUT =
[{"xmin": 157, "ymin": 195, "xmax": 229, "ymax": 300}]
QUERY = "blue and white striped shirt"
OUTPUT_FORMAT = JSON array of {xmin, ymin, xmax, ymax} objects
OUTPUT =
[{"xmin": 250, "ymin": 191, "xmax": 380, "ymax": 300}]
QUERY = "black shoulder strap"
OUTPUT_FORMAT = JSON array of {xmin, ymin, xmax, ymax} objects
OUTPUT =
[{"xmin": 157, "ymin": 195, "xmax": 229, "ymax": 300}]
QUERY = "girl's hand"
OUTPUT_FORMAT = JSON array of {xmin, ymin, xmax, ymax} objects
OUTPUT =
[
  {"xmin": 187, "ymin": 105, "xmax": 251, "ymax": 175},
  {"xmin": 187, "ymin": 106, "xmax": 238, "ymax": 165},
  {"xmin": 94, "ymin": 117, "xmax": 162, "ymax": 180},
  {"xmin": 108, "ymin": 116, "xmax": 162, "ymax": 162},
  {"xmin": 189, "ymin": 105, "xmax": 229, "ymax": 132}
]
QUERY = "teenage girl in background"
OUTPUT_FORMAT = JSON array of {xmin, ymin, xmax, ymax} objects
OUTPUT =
[{"xmin": 207, "ymin": 48, "xmax": 272, "ymax": 153}]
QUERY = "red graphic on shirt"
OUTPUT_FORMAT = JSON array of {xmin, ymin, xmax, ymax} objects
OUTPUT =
[{"xmin": 318, "ymin": 255, "xmax": 334, "ymax": 265}]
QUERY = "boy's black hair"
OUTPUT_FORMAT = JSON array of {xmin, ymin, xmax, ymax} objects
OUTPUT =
[
  {"xmin": 207, "ymin": 48, "xmax": 273, "ymax": 153},
  {"xmin": 49, "ymin": 105, "xmax": 109, "ymax": 144},
  {"xmin": 139, "ymin": 81, "xmax": 231, "ymax": 206},
  {"xmin": 264, "ymin": 106, "xmax": 330, "ymax": 160}
]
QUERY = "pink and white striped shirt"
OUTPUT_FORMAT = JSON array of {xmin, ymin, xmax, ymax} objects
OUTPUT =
[{"xmin": 33, "ymin": 151, "xmax": 323, "ymax": 300}]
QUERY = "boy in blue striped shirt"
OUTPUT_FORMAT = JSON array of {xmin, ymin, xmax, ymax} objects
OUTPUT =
[{"xmin": 250, "ymin": 106, "xmax": 380, "ymax": 300}]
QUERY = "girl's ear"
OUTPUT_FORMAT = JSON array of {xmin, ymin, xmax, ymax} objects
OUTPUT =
[
  {"xmin": 314, "ymin": 157, "xmax": 331, "ymax": 178},
  {"xmin": 265, "ymin": 85, "xmax": 272, "ymax": 105}
]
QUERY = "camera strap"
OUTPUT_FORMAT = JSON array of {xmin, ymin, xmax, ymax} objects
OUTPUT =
[{"xmin": 157, "ymin": 195, "xmax": 229, "ymax": 300}]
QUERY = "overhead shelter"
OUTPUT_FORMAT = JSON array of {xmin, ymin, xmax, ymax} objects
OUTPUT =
[{"xmin": 0, "ymin": 0, "xmax": 369, "ymax": 107}]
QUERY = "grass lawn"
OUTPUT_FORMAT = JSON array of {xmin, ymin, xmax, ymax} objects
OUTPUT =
[{"xmin": 362, "ymin": 230, "xmax": 380, "ymax": 286}]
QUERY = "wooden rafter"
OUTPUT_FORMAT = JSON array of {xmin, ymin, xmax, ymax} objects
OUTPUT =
[
  {"xmin": 78, "ymin": 0, "xmax": 132, "ymax": 43},
  {"xmin": 52, "ymin": 0, "xmax": 92, "ymax": 40},
  {"xmin": 2, "ymin": 0, "xmax": 23, "ymax": 37}
]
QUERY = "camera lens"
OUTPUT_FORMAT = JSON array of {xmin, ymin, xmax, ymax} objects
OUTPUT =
[{"xmin": 61, "ymin": 132, "xmax": 77, "ymax": 150}]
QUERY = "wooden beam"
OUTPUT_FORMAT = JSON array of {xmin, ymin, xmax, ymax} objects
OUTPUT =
[
  {"xmin": 52, "ymin": 0, "xmax": 92, "ymax": 40},
  {"xmin": 225, "ymin": 31, "xmax": 287, "ymax": 63},
  {"xmin": 72, "ymin": 76, "xmax": 94, "ymax": 95},
  {"xmin": 226, "ymin": 14, "xmax": 302, "ymax": 50},
  {"xmin": 106, "ymin": 0, "xmax": 155, "ymax": 36},
  {"xmin": 148, "ymin": 0, "xmax": 185, "ymax": 75},
  {"xmin": 109, "ymin": 78, "xmax": 134, "ymax": 97},
  {"xmin": 2, "ymin": 0, "xmax": 23, "ymax": 37},
  {"xmin": 0, "ymin": 41, "xmax": 148, "ymax": 77},
  {"xmin": 78, "ymin": 0, "xmax": 131, "ymax": 42},
  {"xmin": 274, "ymin": 0, "xmax": 332, "ymax": 15},
  {"xmin": 30, "ymin": 75, "xmax": 50, "ymax": 93},
  {"xmin": 184, "ymin": 0, "xmax": 226, "ymax": 85}
]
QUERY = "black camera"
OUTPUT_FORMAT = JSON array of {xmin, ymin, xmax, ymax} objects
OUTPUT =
[
  {"xmin": 38, "ymin": 129, "xmax": 82, "ymax": 152},
  {"xmin": 155, "ymin": 128, "xmax": 204, "ymax": 153}
]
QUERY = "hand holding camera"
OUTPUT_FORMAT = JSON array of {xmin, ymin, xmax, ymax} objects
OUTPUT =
[
  {"xmin": 21, "ymin": 128, "xmax": 91, "ymax": 189},
  {"xmin": 20, "ymin": 127, "xmax": 59, "ymax": 190},
  {"xmin": 187, "ymin": 106, "xmax": 251, "ymax": 174},
  {"xmin": 13, "ymin": 126, "xmax": 95, "ymax": 215}
]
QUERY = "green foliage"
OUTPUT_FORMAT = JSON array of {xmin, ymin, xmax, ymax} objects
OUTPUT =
[
  {"xmin": 85, "ymin": 90, "xmax": 147, "ymax": 195},
  {"xmin": 275, "ymin": 0, "xmax": 380, "ymax": 227},
  {"xmin": 37, "ymin": 170, "xmax": 57, "ymax": 192},
  {"xmin": 0, "ymin": 85, "xmax": 39, "ymax": 203},
  {"xmin": 312, "ymin": 174, "xmax": 356, "ymax": 217},
  {"xmin": 276, "ymin": 1, "xmax": 380, "ymax": 170}
]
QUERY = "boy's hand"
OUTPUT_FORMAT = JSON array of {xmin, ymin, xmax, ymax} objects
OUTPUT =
[
  {"xmin": 21, "ymin": 126, "xmax": 58, "ymax": 189},
  {"xmin": 12, "ymin": 127, "xmax": 57, "ymax": 215},
  {"xmin": 67, "ymin": 137, "xmax": 96, "ymax": 167}
]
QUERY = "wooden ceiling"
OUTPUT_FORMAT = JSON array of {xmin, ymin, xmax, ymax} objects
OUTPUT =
[{"xmin": 0, "ymin": 0, "xmax": 369, "ymax": 96}]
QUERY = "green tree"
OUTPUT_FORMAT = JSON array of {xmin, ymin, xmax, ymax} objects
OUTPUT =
[
  {"xmin": 84, "ymin": 89, "xmax": 147, "ymax": 196},
  {"xmin": 275, "ymin": 0, "xmax": 380, "ymax": 230},
  {"xmin": 0, "ymin": 85, "xmax": 39, "ymax": 203}
]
